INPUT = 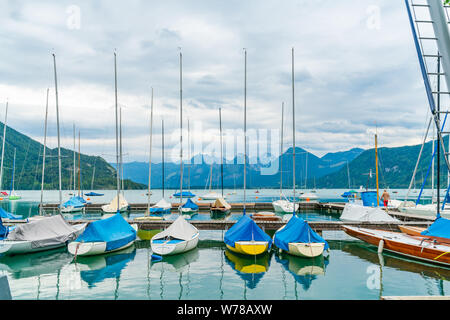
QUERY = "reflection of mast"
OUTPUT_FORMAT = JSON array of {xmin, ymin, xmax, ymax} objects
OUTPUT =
[
  {"xmin": 56, "ymin": 270, "xmax": 61, "ymax": 300},
  {"xmin": 178, "ymin": 273, "xmax": 183, "ymax": 300},
  {"xmin": 114, "ymin": 276, "xmax": 120, "ymax": 300}
]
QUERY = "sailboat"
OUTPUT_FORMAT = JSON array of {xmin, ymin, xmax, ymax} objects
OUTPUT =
[
  {"xmin": 340, "ymin": 133, "xmax": 399, "ymax": 222},
  {"xmin": 210, "ymin": 108, "xmax": 231, "ymax": 218},
  {"xmin": 62, "ymin": 130, "xmax": 86, "ymax": 213},
  {"xmin": 273, "ymin": 103, "xmax": 299, "ymax": 214},
  {"xmin": 272, "ymin": 48, "xmax": 328, "ymax": 258},
  {"xmin": 201, "ymin": 163, "xmax": 223, "ymax": 200},
  {"xmin": 343, "ymin": 0, "xmax": 450, "ymax": 268},
  {"xmin": 0, "ymin": 55, "xmax": 88, "ymax": 255},
  {"xmin": 224, "ymin": 49, "xmax": 272, "ymax": 256},
  {"xmin": 150, "ymin": 51, "xmax": 199, "ymax": 256},
  {"xmin": 0, "ymin": 101, "xmax": 9, "ymax": 199},
  {"xmin": 86, "ymin": 158, "xmax": 104, "ymax": 197},
  {"xmin": 8, "ymin": 149, "xmax": 21, "ymax": 201},
  {"xmin": 149, "ymin": 119, "xmax": 172, "ymax": 215},
  {"xmin": 68, "ymin": 51, "xmax": 137, "ymax": 257}
]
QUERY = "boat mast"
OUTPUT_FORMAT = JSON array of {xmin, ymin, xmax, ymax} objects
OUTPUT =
[
  {"xmin": 52, "ymin": 53, "xmax": 63, "ymax": 213},
  {"xmin": 219, "ymin": 108, "xmax": 224, "ymax": 197},
  {"xmin": 120, "ymin": 106, "xmax": 124, "ymax": 195},
  {"xmin": 0, "ymin": 100, "xmax": 8, "ymax": 191},
  {"xmin": 280, "ymin": 102, "xmax": 284, "ymax": 200},
  {"xmin": 73, "ymin": 123, "xmax": 76, "ymax": 194},
  {"xmin": 375, "ymin": 132, "xmax": 379, "ymax": 207},
  {"xmin": 40, "ymin": 88, "xmax": 49, "ymax": 216},
  {"xmin": 147, "ymin": 88, "xmax": 154, "ymax": 213},
  {"xmin": 437, "ymin": 52, "xmax": 441, "ymax": 217},
  {"xmin": 179, "ymin": 49, "xmax": 184, "ymax": 208},
  {"xmin": 243, "ymin": 48, "xmax": 247, "ymax": 215},
  {"xmin": 78, "ymin": 131, "xmax": 81, "ymax": 197},
  {"xmin": 188, "ymin": 119, "xmax": 191, "ymax": 192},
  {"xmin": 162, "ymin": 119, "xmax": 165, "ymax": 199},
  {"xmin": 114, "ymin": 51, "xmax": 120, "ymax": 213},
  {"xmin": 347, "ymin": 160, "xmax": 351, "ymax": 189},
  {"xmin": 10, "ymin": 148, "xmax": 16, "ymax": 195},
  {"xmin": 292, "ymin": 47, "xmax": 296, "ymax": 212}
]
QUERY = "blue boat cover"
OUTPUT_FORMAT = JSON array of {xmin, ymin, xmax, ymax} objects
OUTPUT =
[
  {"xmin": 63, "ymin": 196, "xmax": 86, "ymax": 208},
  {"xmin": 274, "ymin": 215, "xmax": 329, "ymax": 251},
  {"xmin": 0, "ymin": 217, "xmax": 8, "ymax": 239},
  {"xmin": 85, "ymin": 192, "xmax": 104, "ymax": 197},
  {"xmin": 74, "ymin": 213, "xmax": 136, "ymax": 252},
  {"xmin": 80, "ymin": 249, "xmax": 136, "ymax": 287},
  {"xmin": 224, "ymin": 215, "xmax": 272, "ymax": 249},
  {"xmin": 0, "ymin": 207, "xmax": 21, "ymax": 220},
  {"xmin": 361, "ymin": 191, "xmax": 378, "ymax": 207},
  {"xmin": 341, "ymin": 191, "xmax": 357, "ymax": 198},
  {"xmin": 173, "ymin": 191, "xmax": 196, "ymax": 197},
  {"xmin": 182, "ymin": 199, "xmax": 199, "ymax": 210},
  {"xmin": 421, "ymin": 217, "xmax": 450, "ymax": 239}
]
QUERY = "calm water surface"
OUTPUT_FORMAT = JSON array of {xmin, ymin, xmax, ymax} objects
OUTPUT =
[{"xmin": 0, "ymin": 189, "xmax": 448, "ymax": 300}]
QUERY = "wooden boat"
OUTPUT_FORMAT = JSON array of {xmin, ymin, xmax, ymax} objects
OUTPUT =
[
  {"xmin": 398, "ymin": 225, "xmax": 450, "ymax": 246},
  {"xmin": 68, "ymin": 213, "xmax": 137, "ymax": 257},
  {"xmin": 252, "ymin": 212, "xmax": 282, "ymax": 222},
  {"xmin": 343, "ymin": 226, "xmax": 450, "ymax": 267},
  {"xmin": 151, "ymin": 216, "xmax": 199, "ymax": 256},
  {"xmin": 0, "ymin": 215, "xmax": 86, "ymax": 256}
]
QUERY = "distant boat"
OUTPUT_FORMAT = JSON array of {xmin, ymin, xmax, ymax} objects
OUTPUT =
[
  {"xmin": 151, "ymin": 215, "xmax": 199, "ymax": 256},
  {"xmin": 149, "ymin": 199, "xmax": 172, "ymax": 215},
  {"xmin": 201, "ymin": 192, "xmax": 223, "ymax": 200},
  {"xmin": 0, "ymin": 215, "xmax": 86, "ymax": 256},
  {"xmin": 61, "ymin": 196, "xmax": 86, "ymax": 213},
  {"xmin": 210, "ymin": 197, "xmax": 231, "ymax": 218},
  {"xmin": 299, "ymin": 192, "xmax": 319, "ymax": 203},
  {"xmin": 173, "ymin": 191, "xmax": 196, "ymax": 199},
  {"xmin": 179, "ymin": 198, "xmax": 199, "ymax": 218},
  {"xmin": 68, "ymin": 213, "xmax": 137, "ymax": 257},
  {"xmin": 86, "ymin": 192, "xmax": 104, "ymax": 197},
  {"xmin": 8, "ymin": 149, "xmax": 21, "ymax": 201}
]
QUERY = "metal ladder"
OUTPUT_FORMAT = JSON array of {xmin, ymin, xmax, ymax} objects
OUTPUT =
[{"xmin": 406, "ymin": 0, "xmax": 450, "ymax": 211}]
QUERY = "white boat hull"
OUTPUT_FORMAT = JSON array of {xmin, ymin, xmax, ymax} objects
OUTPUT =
[
  {"xmin": 151, "ymin": 233, "xmax": 199, "ymax": 256},
  {"xmin": 68, "ymin": 239, "xmax": 135, "ymax": 257},
  {"xmin": 272, "ymin": 200, "xmax": 299, "ymax": 214}
]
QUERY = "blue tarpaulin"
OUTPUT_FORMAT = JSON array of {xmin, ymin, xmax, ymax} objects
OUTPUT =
[
  {"xmin": 182, "ymin": 199, "xmax": 199, "ymax": 210},
  {"xmin": 0, "ymin": 207, "xmax": 21, "ymax": 220},
  {"xmin": 74, "ymin": 213, "xmax": 136, "ymax": 252},
  {"xmin": 361, "ymin": 191, "xmax": 378, "ymax": 207},
  {"xmin": 62, "ymin": 196, "xmax": 86, "ymax": 208},
  {"xmin": 274, "ymin": 215, "xmax": 329, "ymax": 251},
  {"xmin": 0, "ymin": 217, "xmax": 7, "ymax": 239},
  {"xmin": 173, "ymin": 191, "xmax": 196, "ymax": 198},
  {"xmin": 224, "ymin": 215, "xmax": 272, "ymax": 249},
  {"xmin": 421, "ymin": 217, "xmax": 450, "ymax": 239},
  {"xmin": 85, "ymin": 192, "xmax": 104, "ymax": 197}
]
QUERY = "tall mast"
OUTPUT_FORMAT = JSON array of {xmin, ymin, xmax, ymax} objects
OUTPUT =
[
  {"xmin": 78, "ymin": 131, "xmax": 81, "ymax": 197},
  {"xmin": 280, "ymin": 102, "xmax": 284, "ymax": 200},
  {"xmin": 52, "ymin": 53, "xmax": 62, "ymax": 213},
  {"xmin": 120, "ymin": 107, "xmax": 124, "ymax": 194},
  {"xmin": 243, "ymin": 48, "xmax": 247, "ymax": 214},
  {"xmin": 219, "ymin": 108, "xmax": 224, "ymax": 197},
  {"xmin": 437, "ymin": 52, "xmax": 441, "ymax": 217},
  {"xmin": 188, "ymin": 119, "xmax": 191, "ymax": 192},
  {"xmin": 10, "ymin": 148, "xmax": 16, "ymax": 195},
  {"xmin": 73, "ymin": 123, "xmax": 76, "ymax": 193},
  {"xmin": 375, "ymin": 132, "xmax": 379, "ymax": 207},
  {"xmin": 292, "ymin": 47, "xmax": 296, "ymax": 210},
  {"xmin": 114, "ymin": 51, "xmax": 120, "ymax": 213},
  {"xmin": 179, "ymin": 50, "xmax": 184, "ymax": 207},
  {"xmin": 147, "ymin": 88, "xmax": 154, "ymax": 213},
  {"xmin": 162, "ymin": 119, "xmax": 165, "ymax": 199},
  {"xmin": 347, "ymin": 160, "xmax": 351, "ymax": 189},
  {"xmin": 40, "ymin": 88, "xmax": 49, "ymax": 215},
  {"xmin": 0, "ymin": 100, "xmax": 8, "ymax": 191}
]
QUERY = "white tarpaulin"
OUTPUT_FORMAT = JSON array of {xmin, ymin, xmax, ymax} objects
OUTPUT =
[
  {"xmin": 212, "ymin": 198, "xmax": 231, "ymax": 210},
  {"xmin": 7, "ymin": 215, "xmax": 85, "ymax": 249},
  {"xmin": 153, "ymin": 199, "xmax": 172, "ymax": 210},
  {"xmin": 153, "ymin": 216, "xmax": 198, "ymax": 241},
  {"xmin": 340, "ymin": 203, "xmax": 399, "ymax": 222},
  {"xmin": 102, "ymin": 194, "xmax": 129, "ymax": 212}
]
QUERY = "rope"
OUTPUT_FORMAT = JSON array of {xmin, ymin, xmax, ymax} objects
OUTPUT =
[{"xmin": 434, "ymin": 252, "xmax": 450, "ymax": 261}]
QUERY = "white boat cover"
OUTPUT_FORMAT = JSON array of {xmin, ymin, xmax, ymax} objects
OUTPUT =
[
  {"xmin": 152, "ymin": 199, "xmax": 172, "ymax": 210},
  {"xmin": 102, "ymin": 194, "xmax": 129, "ymax": 212},
  {"xmin": 212, "ymin": 198, "xmax": 231, "ymax": 210},
  {"xmin": 7, "ymin": 215, "xmax": 83, "ymax": 249},
  {"xmin": 340, "ymin": 203, "xmax": 399, "ymax": 222},
  {"xmin": 153, "ymin": 216, "xmax": 198, "ymax": 241},
  {"xmin": 202, "ymin": 192, "xmax": 222, "ymax": 199}
]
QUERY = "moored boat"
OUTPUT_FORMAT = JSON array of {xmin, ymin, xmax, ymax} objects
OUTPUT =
[
  {"xmin": 179, "ymin": 198, "xmax": 199, "ymax": 218},
  {"xmin": 272, "ymin": 199, "xmax": 299, "ymax": 214},
  {"xmin": 68, "ymin": 213, "xmax": 137, "ymax": 257},
  {"xmin": 150, "ymin": 215, "xmax": 199, "ymax": 256},
  {"xmin": 210, "ymin": 197, "xmax": 231, "ymax": 217},
  {"xmin": 274, "ymin": 214, "xmax": 328, "ymax": 258},
  {"xmin": 101, "ymin": 194, "xmax": 129, "ymax": 213},
  {"xmin": 252, "ymin": 212, "xmax": 282, "ymax": 222}
]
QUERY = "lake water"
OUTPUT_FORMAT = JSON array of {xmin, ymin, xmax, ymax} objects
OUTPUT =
[{"xmin": 1, "ymin": 189, "xmax": 448, "ymax": 300}]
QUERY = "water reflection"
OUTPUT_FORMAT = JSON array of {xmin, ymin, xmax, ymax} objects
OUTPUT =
[
  {"xmin": 151, "ymin": 248, "xmax": 199, "ymax": 273},
  {"xmin": 74, "ymin": 246, "xmax": 136, "ymax": 288},
  {"xmin": 275, "ymin": 253, "xmax": 328, "ymax": 291},
  {"xmin": 224, "ymin": 250, "xmax": 271, "ymax": 290}
]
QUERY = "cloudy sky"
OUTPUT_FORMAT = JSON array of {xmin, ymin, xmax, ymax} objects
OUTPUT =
[{"xmin": 0, "ymin": 0, "xmax": 445, "ymax": 164}]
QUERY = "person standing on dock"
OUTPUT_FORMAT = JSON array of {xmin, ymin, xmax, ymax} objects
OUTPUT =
[{"xmin": 381, "ymin": 190, "xmax": 390, "ymax": 208}]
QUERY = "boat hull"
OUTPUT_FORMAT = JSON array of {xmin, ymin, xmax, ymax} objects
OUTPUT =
[
  {"xmin": 287, "ymin": 242, "xmax": 325, "ymax": 258},
  {"xmin": 226, "ymin": 241, "xmax": 269, "ymax": 256},
  {"xmin": 272, "ymin": 200, "xmax": 299, "ymax": 214},
  {"xmin": 68, "ymin": 239, "xmax": 135, "ymax": 257},
  {"xmin": 151, "ymin": 233, "xmax": 199, "ymax": 256},
  {"xmin": 343, "ymin": 226, "xmax": 450, "ymax": 267}
]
